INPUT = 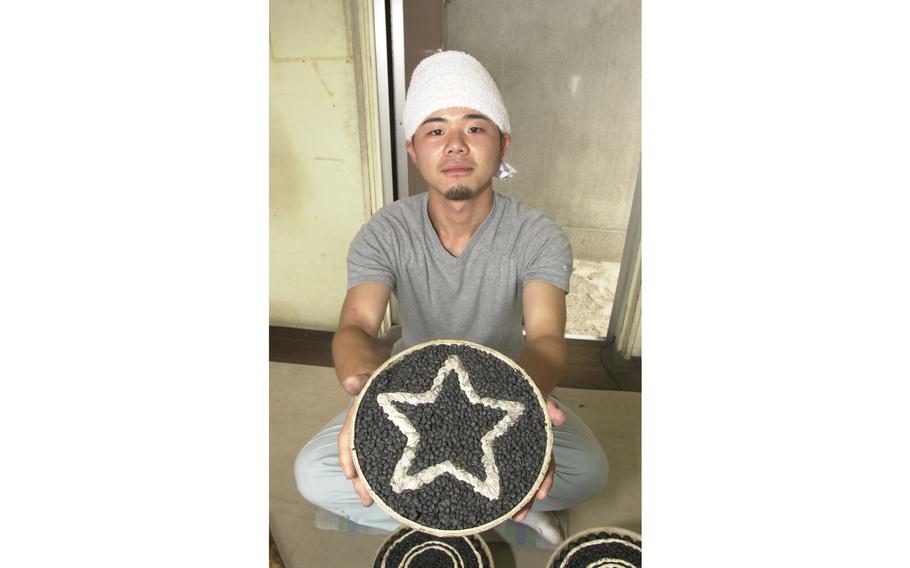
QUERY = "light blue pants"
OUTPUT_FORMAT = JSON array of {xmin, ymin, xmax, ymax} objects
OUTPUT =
[{"xmin": 294, "ymin": 398, "xmax": 609, "ymax": 532}]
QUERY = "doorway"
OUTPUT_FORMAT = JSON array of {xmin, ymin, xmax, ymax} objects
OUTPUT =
[{"xmin": 384, "ymin": 0, "xmax": 641, "ymax": 341}]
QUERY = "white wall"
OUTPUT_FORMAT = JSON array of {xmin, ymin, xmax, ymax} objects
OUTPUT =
[
  {"xmin": 269, "ymin": 0, "xmax": 371, "ymax": 329},
  {"xmin": 445, "ymin": 0, "xmax": 641, "ymax": 262}
]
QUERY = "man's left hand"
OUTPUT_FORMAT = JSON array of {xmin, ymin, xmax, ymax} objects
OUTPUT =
[{"xmin": 512, "ymin": 397, "xmax": 565, "ymax": 522}]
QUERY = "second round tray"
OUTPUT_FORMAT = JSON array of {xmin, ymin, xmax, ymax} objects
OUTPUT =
[
  {"xmin": 373, "ymin": 526, "xmax": 494, "ymax": 568},
  {"xmin": 351, "ymin": 340, "xmax": 553, "ymax": 536}
]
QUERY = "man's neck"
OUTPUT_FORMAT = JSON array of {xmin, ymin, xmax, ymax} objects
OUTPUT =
[{"xmin": 426, "ymin": 186, "xmax": 495, "ymax": 241}]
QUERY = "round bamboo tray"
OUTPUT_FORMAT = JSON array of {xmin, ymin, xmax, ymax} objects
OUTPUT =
[
  {"xmin": 547, "ymin": 527, "xmax": 642, "ymax": 568},
  {"xmin": 372, "ymin": 526, "xmax": 494, "ymax": 568},
  {"xmin": 351, "ymin": 339, "xmax": 553, "ymax": 537}
]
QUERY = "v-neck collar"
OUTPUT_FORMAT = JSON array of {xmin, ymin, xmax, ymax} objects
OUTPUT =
[{"xmin": 423, "ymin": 191, "xmax": 500, "ymax": 263}]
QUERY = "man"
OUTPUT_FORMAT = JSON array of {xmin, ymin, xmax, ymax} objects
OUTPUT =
[{"xmin": 295, "ymin": 51, "xmax": 608, "ymax": 545}]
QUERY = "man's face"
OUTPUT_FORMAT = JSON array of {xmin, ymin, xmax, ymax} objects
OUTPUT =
[{"xmin": 405, "ymin": 107, "xmax": 511, "ymax": 202}]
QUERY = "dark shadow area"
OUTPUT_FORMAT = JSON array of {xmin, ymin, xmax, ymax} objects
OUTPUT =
[
  {"xmin": 486, "ymin": 542, "xmax": 518, "ymax": 568},
  {"xmin": 269, "ymin": 325, "xmax": 641, "ymax": 392}
]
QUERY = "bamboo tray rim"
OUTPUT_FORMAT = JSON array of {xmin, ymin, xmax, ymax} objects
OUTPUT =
[{"xmin": 351, "ymin": 339, "xmax": 554, "ymax": 537}]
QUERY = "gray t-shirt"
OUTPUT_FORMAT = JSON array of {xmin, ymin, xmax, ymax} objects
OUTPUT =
[{"xmin": 347, "ymin": 190, "xmax": 572, "ymax": 361}]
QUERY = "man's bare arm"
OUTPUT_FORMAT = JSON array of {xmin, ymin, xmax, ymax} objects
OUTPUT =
[
  {"xmin": 332, "ymin": 283, "xmax": 392, "ymax": 396},
  {"xmin": 332, "ymin": 282, "xmax": 391, "ymax": 508},
  {"xmin": 518, "ymin": 281, "xmax": 568, "ymax": 398},
  {"xmin": 512, "ymin": 280, "xmax": 568, "ymax": 521}
]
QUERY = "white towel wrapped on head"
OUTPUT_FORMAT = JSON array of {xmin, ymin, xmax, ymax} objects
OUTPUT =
[{"xmin": 403, "ymin": 51, "xmax": 516, "ymax": 180}]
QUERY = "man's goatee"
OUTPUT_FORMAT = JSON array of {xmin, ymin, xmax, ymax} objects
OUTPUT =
[{"xmin": 445, "ymin": 185, "xmax": 473, "ymax": 201}]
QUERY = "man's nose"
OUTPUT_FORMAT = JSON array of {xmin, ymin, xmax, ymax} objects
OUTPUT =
[{"xmin": 445, "ymin": 132, "xmax": 467, "ymax": 155}]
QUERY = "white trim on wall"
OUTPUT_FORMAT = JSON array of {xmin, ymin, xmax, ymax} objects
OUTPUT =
[
  {"xmin": 371, "ymin": 0, "xmax": 395, "ymax": 209},
  {"xmin": 389, "ymin": 0, "xmax": 409, "ymax": 203},
  {"xmin": 608, "ymin": 160, "xmax": 642, "ymax": 358},
  {"xmin": 350, "ymin": 0, "xmax": 395, "ymax": 332}
]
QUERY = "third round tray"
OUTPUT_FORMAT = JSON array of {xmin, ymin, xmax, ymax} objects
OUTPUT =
[{"xmin": 547, "ymin": 527, "xmax": 642, "ymax": 568}]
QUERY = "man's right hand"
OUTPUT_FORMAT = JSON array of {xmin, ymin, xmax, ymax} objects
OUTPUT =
[{"xmin": 338, "ymin": 374, "xmax": 374, "ymax": 507}]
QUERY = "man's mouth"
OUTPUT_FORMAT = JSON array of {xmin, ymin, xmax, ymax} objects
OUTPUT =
[{"xmin": 441, "ymin": 164, "xmax": 474, "ymax": 175}]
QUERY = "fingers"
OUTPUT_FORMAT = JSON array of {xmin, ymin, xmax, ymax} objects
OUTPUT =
[
  {"xmin": 337, "ymin": 403, "xmax": 373, "ymax": 507},
  {"xmin": 352, "ymin": 476, "xmax": 373, "ymax": 507},
  {"xmin": 338, "ymin": 445, "xmax": 354, "ymax": 480},
  {"xmin": 547, "ymin": 398, "xmax": 566, "ymax": 427},
  {"xmin": 338, "ymin": 405, "xmax": 356, "ymax": 479},
  {"xmin": 536, "ymin": 457, "xmax": 555, "ymax": 500},
  {"xmin": 512, "ymin": 500, "xmax": 532, "ymax": 523},
  {"xmin": 515, "ymin": 401, "xmax": 561, "ymax": 521},
  {"xmin": 515, "ymin": 452, "xmax": 555, "ymax": 522}
]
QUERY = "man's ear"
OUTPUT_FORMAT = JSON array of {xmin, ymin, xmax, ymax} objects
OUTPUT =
[
  {"xmin": 499, "ymin": 132, "xmax": 511, "ymax": 158},
  {"xmin": 405, "ymin": 138, "xmax": 417, "ymax": 165}
]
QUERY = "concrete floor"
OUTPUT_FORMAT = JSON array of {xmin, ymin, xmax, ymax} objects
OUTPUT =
[{"xmin": 270, "ymin": 362, "xmax": 640, "ymax": 567}]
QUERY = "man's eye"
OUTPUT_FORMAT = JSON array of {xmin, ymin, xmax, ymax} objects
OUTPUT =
[
  {"xmin": 468, "ymin": 126, "xmax": 483, "ymax": 133},
  {"xmin": 428, "ymin": 129, "xmax": 443, "ymax": 136}
]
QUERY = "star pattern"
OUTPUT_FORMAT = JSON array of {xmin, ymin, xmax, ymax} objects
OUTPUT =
[
  {"xmin": 396, "ymin": 369, "xmax": 506, "ymax": 480},
  {"xmin": 376, "ymin": 354, "xmax": 526, "ymax": 500}
]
